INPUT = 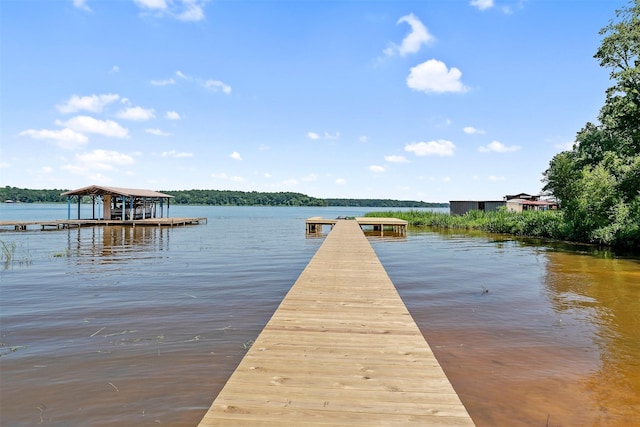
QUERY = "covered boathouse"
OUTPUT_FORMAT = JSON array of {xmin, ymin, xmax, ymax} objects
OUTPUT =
[{"xmin": 61, "ymin": 185, "xmax": 174, "ymax": 220}]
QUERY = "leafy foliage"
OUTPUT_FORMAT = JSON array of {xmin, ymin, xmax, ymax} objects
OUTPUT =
[{"xmin": 542, "ymin": 1, "xmax": 640, "ymax": 249}]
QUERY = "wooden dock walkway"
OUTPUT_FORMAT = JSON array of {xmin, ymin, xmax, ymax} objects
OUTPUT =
[
  {"xmin": 198, "ymin": 220, "xmax": 474, "ymax": 426},
  {"xmin": 0, "ymin": 217, "xmax": 207, "ymax": 231}
]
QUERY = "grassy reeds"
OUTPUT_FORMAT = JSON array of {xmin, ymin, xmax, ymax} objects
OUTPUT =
[
  {"xmin": 365, "ymin": 209, "xmax": 568, "ymax": 240},
  {"xmin": 0, "ymin": 239, "xmax": 33, "ymax": 269}
]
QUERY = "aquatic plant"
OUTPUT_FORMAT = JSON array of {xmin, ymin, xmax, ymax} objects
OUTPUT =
[
  {"xmin": 51, "ymin": 248, "xmax": 71, "ymax": 258},
  {"xmin": 0, "ymin": 239, "xmax": 16, "ymax": 266},
  {"xmin": 365, "ymin": 209, "xmax": 571, "ymax": 241}
]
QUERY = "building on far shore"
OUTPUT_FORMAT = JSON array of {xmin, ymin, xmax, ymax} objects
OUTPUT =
[
  {"xmin": 449, "ymin": 200, "xmax": 505, "ymax": 216},
  {"xmin": 505, "ymin": 198, "xmax": 558, "ymax": 213},
  {"xmin": 61, "ymin": 185, "xmax": 174, "ymax": 220},
  {"xmin": 450, "ymin": 193, "xmax": 558, "ymax": 216}
]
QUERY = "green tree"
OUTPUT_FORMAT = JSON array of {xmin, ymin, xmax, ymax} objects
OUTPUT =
[
  {"xmin": 542, "ymin": 0, "xmax": 640, "ymax": 248},
  {"xmin": 542, "ymin": 151, "xmax": 579, "ymax": 207}
]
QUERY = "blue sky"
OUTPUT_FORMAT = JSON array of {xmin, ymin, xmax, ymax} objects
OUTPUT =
[{"xmin": 0, "ymin": 0, "xmax": 623, "ymax": 201}]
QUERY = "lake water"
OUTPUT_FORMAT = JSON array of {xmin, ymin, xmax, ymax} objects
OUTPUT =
[{"xmin": 1, "ymin": 204, "xmax": 639, "ymax": 426}]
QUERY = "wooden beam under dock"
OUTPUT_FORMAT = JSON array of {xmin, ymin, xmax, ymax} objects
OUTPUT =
[
  {"xmin": 198, "ymin": 220, "xmax": 474, "ymax": 426},
  {"xmin": 0, "ymin": 217, "xmax": 207, "ymax": 231}
]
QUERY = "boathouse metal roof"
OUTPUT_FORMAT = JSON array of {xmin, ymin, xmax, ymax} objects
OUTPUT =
[{"xmin": 61, "ymin": 185, "xmax": 174, "ymax": 199}]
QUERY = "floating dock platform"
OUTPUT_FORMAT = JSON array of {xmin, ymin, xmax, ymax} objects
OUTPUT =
[
  {"xmin": 198, "ymin": 219, "xmax": 474, "ymax": 426},
  {"xmin": 305, "ymin": 216, "xmax": 408, "ymax": 235}
]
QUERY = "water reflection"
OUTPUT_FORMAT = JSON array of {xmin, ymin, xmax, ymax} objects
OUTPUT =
[
  {"xmin": 374, "ymin": 229, "xmax": 640, "ymax": 427},
  {"xmin": 543, "ymin": 251, "xmax": 640, "ymax": 425},
  {"xmin": 64, "ymin": 226, "xmax": 171, "ymax": 263}
]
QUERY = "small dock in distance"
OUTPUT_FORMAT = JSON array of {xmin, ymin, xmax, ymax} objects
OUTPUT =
[
  {"xmin": 306, "ymin": 216, "xmax": 408, "ymax": 235},
  {"xmin": 198, "ymin": 220, "xmax": 474, "ymax": 426},
  {"xmin": 0, "ymin": 217, "xmax": 207, "ymax": 232}
]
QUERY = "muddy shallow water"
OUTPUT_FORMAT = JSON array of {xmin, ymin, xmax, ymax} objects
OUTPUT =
[{"xmin": 1, "ymin": 205, "xmax": 638, "ymax": 426}]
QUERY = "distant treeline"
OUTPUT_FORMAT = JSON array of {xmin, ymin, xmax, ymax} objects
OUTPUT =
[
  {"xmin": 1, "ymin": 187, "xmax": 68, "ymax": 203},
  {"xmin": 324, "ymin": 198, "xmax": 447, "ymax": 208},
  {"xmin": 0, "ymin": 186, "xmax": 446, "ymax": 208},
  {"xmin": 162, "ymin": 189, "xmax": 327, "ymax": 206}
]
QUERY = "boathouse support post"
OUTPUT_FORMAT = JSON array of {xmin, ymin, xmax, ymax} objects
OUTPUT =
[
  {"xmin": 67, "ymin": 196, "xmax": 71, "ymax": 220},
  {"xmin": 77, "ymin": 196, "xmax": 81, "ymax": 220}
]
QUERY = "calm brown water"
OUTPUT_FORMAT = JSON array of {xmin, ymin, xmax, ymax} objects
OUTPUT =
[{"xmin": 1, "ymin": 205, "xmax": 639, "ymax": 426}]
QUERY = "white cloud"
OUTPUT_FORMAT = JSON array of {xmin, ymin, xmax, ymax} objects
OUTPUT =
[
  {"xmin": 405, "ymin": 140, "xmax": 456, "ymax": 156},
  {"xmin": 384, "ymin": 13, "xmax": 435, "ymax": 57},
  {"xmin": 407, "ymin": 59, "xmax": 468, "ymax": 94},
  {"xmin": 205, "ymin": 80, "xmax": 232, "ymax": 94},
  {"xmin": 471, "ymin": 0, "xmax": 494, "ymax": 11},
  {"xmin": 177, "ymin": 0, "xmax": 205, "ymax": 21},
  {"xmin": 151, "ymin": 78, "xmax": 176, "ymax": 86},
  {"xmin": 384, "ymin": 155, "xmax": 408, "ymax": 163},
  {"xmin": 176, "ymin": 70, "xmax": 190, "ymax": 80},
  {"xmin": 463, "ymin": 126, "xmax": 486, "ymax": 135},
  {"xmin": 488, "ymin": 175, "xmax": 506, "ymax": 181},
  {"xmin": 166, "ymin": 111, "xmax": 181, "ymax": 120},
  {"xmin": 282, "ymin": 179, "xmax": 298, "ymax": 186},
  {"xmin": 63, "ymin": 149, "xmax": 134, "ymax": 175},
  {"xmin": 73, "ymin": 0, "xmax": 91, "ymax": 11},
  {"xmin": 133, "ymin": 0, "xmax": 167, "ymax": 10},
  {"xmin": 77, "ymin": 150, "xmax": 134, "ymax": 168},
  {"xmin": 88, "ymin": 173, "xmax": 112, "ymax": 183},
  {"xmin": 335, "ymin": 178, "xmax": 347, "ymax": 185},
  {"xmin": 264, "ymin": 172, "xmax": 272, "ymax": 178},
  {"xmin": 307, "ymin": 131, "xmax": 340, "ymax": 141},
  {"xmin": 116, "ymin": 106, "xmax": 155, "ymax": 121},
  {"xmin": 19, "ymin": 128, "xmax": 88, "ymax": 150},
  {"xmin": 133, "ymin": 0, "xmax": 206, "ymax": 21},
  {"xmin": 369, "ymin": 165, "xmax": 386, "ymax": 172},
  {"xmin": 478, "ymin": 140, "xmax": 521, "ymax": 153},
  {"xmin": 172, "ymin": 71, "xmax": 232, "ymax": 94},
  {"xmin": 56, "ymin": 93, "xmax": 120, "ymax": 113},
  {"xmin": 41, "ymin": 166, "xmax": 54, "ymax": 173},
  {"xmin": 160, "ymin": 150, "xmax": 192, "ymax": 158},
  {"xmin": 359, "ymin": 135, "xmax": 369, "ymax": 143},
  {"xmin": 301, "ymin": 174, "xmax": 318, "ymax": 182},
  {"xmin": 230, "ymin": 151, "xmax": 242, "ymax": 160},
  {"xmin": 57, "ymin": 115, "xmax": 129, "ymax": 138},
  {"xmin": 111, "ymin": 65, "xmax": 120, "ymax": 73},
  {"xmin": 146, "ymin": 128, "xmax": 171, "ymax": 136}
]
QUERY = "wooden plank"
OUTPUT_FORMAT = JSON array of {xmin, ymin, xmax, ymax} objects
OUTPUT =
[
  {"xmin": 0, "ymin": 217, "xmax": 207, "ymax": 231},
  {"xmin": 198, "ymin": 220, "xmax": 475, "ymax": 426}
]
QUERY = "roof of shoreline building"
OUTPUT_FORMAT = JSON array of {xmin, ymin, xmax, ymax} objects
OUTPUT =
[
  {"xmin": 506, "ymin": 199, "xmax": 558, "ymax": 206},
  {"xmin": 61, "ymin": 185, "xmax": 174, "ymax": 199}
]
